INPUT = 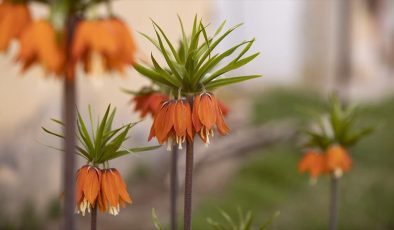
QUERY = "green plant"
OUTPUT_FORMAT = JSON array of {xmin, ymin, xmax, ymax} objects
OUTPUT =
[
  {"xmin": 207, "ymin": 208, "xmax": 279, "ymax": 230},
  {"xmin": 43, "ymin": 105, "xmax": 159, "ymax": 166}
]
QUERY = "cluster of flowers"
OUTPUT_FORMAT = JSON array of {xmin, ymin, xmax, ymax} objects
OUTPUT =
[
  {"xmin": 76, "ymin": 165, "xmax": 132, "ymax": 216},
  {"xmin": 0, "ymin": 0, "xmax": 136, "ymax": 78},
  {"xmin": 298, "ymin": 145, "xmax": 352, "ymax": 182},
  {"xmin": 133, "ymin": 92, "xmax": 230, "ymax": 150}
]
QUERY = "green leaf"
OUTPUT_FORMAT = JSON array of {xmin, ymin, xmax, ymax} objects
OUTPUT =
[
  {"xmin": 154, "ymin": 28, "xmax": 183, "ymax": 83},
  {"xmin": 50, "ymin": 118, "xmax": 64, "ymax": 126},
  {"xmin": 197, "ymin": 23, "xmax": 243, "ymax": 68},
  {"xmin": 206, "ymin": 75, "xmax": 262, "ymax": 90},
  {"xmin": 204, "ymin": 52, "xmax": 260, "ymax": 84},
  {"xmin": 42, "ymin": 127, "xmax": 64, "ymax": 139},
  {"xmin": 77, "ymin": 111, "xmax": 95, "ymax": 155},
  {"xmin": 214, "ymin": 20, "xmax": 227, "ymax": 37},
  {"xmin": 193, "ymin": 40, "xmax": 252, "ymax": 85},
  {"xmin": 134, "ymin": 63, "xmax": 179, "ymax": 87},
  {"xmin": 259, "ymin": 211, "xmax": 280, "ymax": 230},
  {"xmin": 151, "ymin": 208, "xmax": 164, "ymax": 230},
  {"xmin": 151, "ymin": 20, "xmax": 181, "ymax": 63},
  {"xmin": 139, "ymin": 31, "xmax": 162, "ymax": 52}
]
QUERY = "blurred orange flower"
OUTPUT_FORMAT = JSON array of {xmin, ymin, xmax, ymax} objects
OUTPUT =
[
  {"xmin": 148, "ymin": 99, "xmax": 193, "ymax": 149},
  {"xmin": 217, "ymin": 99, "xmax": 230, "ymax": 117},
  {"xmin": 99, "ymin": 168, "xmax": 132, "ymax": 216},
  {"xmin": 326, "ymin": 145, "xmax": 352, "ymax": 178},
  {"xmin": 72, "ymin": 18, "xmax": 136, "ymax": 74},
  {"xmin": 192, "ymin": 93, "xmax": 230, "ymax": 144},
  {"xmin": 17, "ymin": 20, "xmax": 65, "ymax": 75},
  {"xmin": 75, "ymin": 165, "xmax": 101, "ymax": 216},
  {"xmin": 0, "ymin": 1, "xmax": 31, "ymax": 52},
  {"xmin": 298, "ymin": 150, "xmax": 326, "ymax": 181},
  {"xmin": 133, "ymin": 92, "xmax": 168, "ymax": 118}
]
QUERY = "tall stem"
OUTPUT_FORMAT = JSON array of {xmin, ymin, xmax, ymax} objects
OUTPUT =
[
  {"xmin": 184, "ymin": 139, "xmax": 194, "ymax": 230},
  {"xmin": 63, "ymin": 14, "xmax": 78, "ymax": 230},
  {"xmin": 170, "ymin": 146, "xmax": 178, "ymax": 230},
  {"xmin": 63, "ymin": 78, "xmax": 76, "ymax": 230},
  {"xmin": 329, "ymin": 176, "xmax": 339, "ymax": 230},
  {"xmin": 91, "ymin": 204, "xmax": 97, "ymax": 230}
]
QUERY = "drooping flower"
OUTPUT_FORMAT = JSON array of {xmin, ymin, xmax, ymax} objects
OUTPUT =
[
  {"xmin": 99, "ymin": 168, "xmax": 132, "ymax": 216},
  {"xmin": 148, "ymin": 99, "xmax": 193, "ymax": 150},
  {"xmin": 0, "ymin": 1, "xmax": 31, "ymax": 52},
  {"xmin": 217, "ymin": 99, "xmax": 230, "ymax": 117},
  {"xmin": 192, "ymin": 93, "xmax": 230, "ymax": 144},
  {"xmin": 325, "ymin": 145, "xmax": 352, "ymax": 178},
  {"xmin": 298, "ymin": 150, "xmax": 326, "ymax": 183},
  {"xmin": 17, "ymin": 20, "xmax": 65, "ymax": 75},
  {"xmin": 72, "ymin": 17, "xmax": 136, "ymax": 74},
  {"xmin": 133, "ymin": 92, "xmax": 168, "ymax": 118},
  {"xmin": 75, "ymin": 165, "xmax": 101, "ymax": 216}
]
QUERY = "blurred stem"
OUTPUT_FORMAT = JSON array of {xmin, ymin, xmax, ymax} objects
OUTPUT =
[
  {"xmin": 63, "ymin": 15, "xmax": 78, "ymax": 230},
  {"xmin": 170, "ymin": 146, "xmax": 178, "ymax": 230},
  {"xmin": 329, "ymin": 176, "xmax": 339, "ymax": 230},
  {"xmin": 63, "ymin": 75, "xmax": 76, "ymax": 230},
  {"xmin": 184, "ymin": 139, "xmax": 194, "ymax": 230},
  {"xmin": 91, "ymin": 204, "xmax": 97, "ymax": 230}
]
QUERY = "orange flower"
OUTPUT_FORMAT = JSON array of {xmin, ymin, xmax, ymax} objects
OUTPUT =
[
  {"xmin": 217, "ymin": 99, "xmax": 230, "ymax": 117},
  {"xmin": 75, "ymin": 165, "xmax": 101, "ymax": 216},
  {"xmin": 133, "ymin": 93, "xmax": 168, "ymax": 118},
  {"xmin": 72, "ymin": 18, "xmax": 136, "ymax": 74},
  {"xmin": 99, "ymin": 168, "xmax": 132, "ymax": 216},
  {"xmin": 192, "ymin": 93, "xmax": 230, "ymax": 144},
  {"xmin": 148, "ymin": 99, "xmax": 193, "ymax": 149},
  {"xmin": 17, "ymin": 20, "xmax": 65, "ymax": 75},
  {"xmin": 0, "ymin": 1, "xmax": 31, "ymax": 52},
  {"xmin": 298, "ymin": 150, "xmax": 326, "ymax": 181},
  {"xmin": 326, "ymin": 145, "xmax": 352, "ymax": 178}
]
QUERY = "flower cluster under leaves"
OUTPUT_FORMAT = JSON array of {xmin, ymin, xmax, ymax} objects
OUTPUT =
[
  {"xmin": 43, "ymin": 105, "xmax": 159, "ymax": 215},
  {"xmin": 1, "ymin": 0, "xmax": 136, "ymax": 79},
  {"xmin": 134, "ymin": 16, "xmax": 260, "ymax": 148},
  {"xmin": 298, "ymin": 96, "xmax": 373, "ymax": 181}
]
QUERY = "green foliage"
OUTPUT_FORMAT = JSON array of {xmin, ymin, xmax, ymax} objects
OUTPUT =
[
  {"xmin": 304, "ymin": 95, "xmax": 374, "ymax": 150},
  {"xmin": 194, "ymin": 90, "xmax": 394, "ymax": 229},
  {"xmin": 152, "ymin": 209, "xmax": 164, "ymax": 230},
  {"xmin": 42, "ymin": 105, "xmax": 160, "ymax": 165},
  {"xmin": 135, "ymin": 16, "xmax": 261, "ymax": 96},
  {"xmin": 207, "ymin": 208, "xmax": 279, "ymax": 230}
]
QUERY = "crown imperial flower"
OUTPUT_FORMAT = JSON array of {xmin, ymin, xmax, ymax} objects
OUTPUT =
[
  {"xmin": 75, "ymin": 165, "xmax": 101, "ymax": 216},
  {"xmin": 326, "ymin": 145, "xmax": 352, "ymax": 178},
  {"xmin": 149, "ymin": 99, "xmax": 193, "ymax": 150},
  {"xmin": 99, "ymin": 168, "xmax": 132, "ymax": 216},
  {"xmin": 17, "ymin": 20, "xmax": 65, "ymax": 75},
  {"xmin": 192, "ymin": 93, "xmax": 229, "ymax": 144},
  {"xmin": 72, "ymin": 18, "xmax": 136, "ymax": 74},
  {"xmin": 298, "ymin": 150, "xmax": 326, "ymax": 183},
  {"xmin": 133, "ymin": 92, "xmax": 169, "ymax": 118},
  {"xmin": 0, "ymin": 1, "xmax": 31, "ymax": 52}
]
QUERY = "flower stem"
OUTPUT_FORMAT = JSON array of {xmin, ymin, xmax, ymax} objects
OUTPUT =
[
  {"xmin": 329, "ymin": 176, "xmax": 339, "ymax": 230},
  {"xmin": 63, "ymin": 15, "xmax": 78, "ymax": 230},
  {"xmin": 91, "ymin": 204, "xmax": 97, "ymax": 230},
  {"xmin": 170, "ymin": 146, "xmax": 178, "ymax": 230},
  {"xmin": 184, "ymin": 138, "xmax": 194, "ymax": 230},
  {"xmin": 63, "ymin": 77, "xmax": 76, "ymax": 230}
]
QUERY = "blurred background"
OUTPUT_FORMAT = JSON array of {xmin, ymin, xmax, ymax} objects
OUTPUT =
[{"xmin": 0, "ymin": 0, "xmax": 394, "ymax": 229}]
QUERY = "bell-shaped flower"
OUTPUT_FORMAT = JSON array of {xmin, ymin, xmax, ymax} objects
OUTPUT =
[{"xmin": 192, "ymin": 93, "xmax": 229, "ymax": 144}]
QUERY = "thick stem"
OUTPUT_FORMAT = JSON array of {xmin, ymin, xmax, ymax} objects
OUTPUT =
[
  {"xmin": 329, "ymin": 176, "xmax": 339, "ymax": 230},
  {"xmin": 170, "ymin": 146, "xmax": 178, "ymax": 230},
  {"xmin": 184, "ymin": 139, "xmax": 194, "ymax": 230},
  {"xmin": 63, "ymin": 78, "xmax": 77, "ymax": 230},
  {"xmin": 91, "ymin": 204, "xmax": 97, "ymax": 230},
  {"xmin": 63, "ymin": 15, "xmax": 79, "ymax": 230}
]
